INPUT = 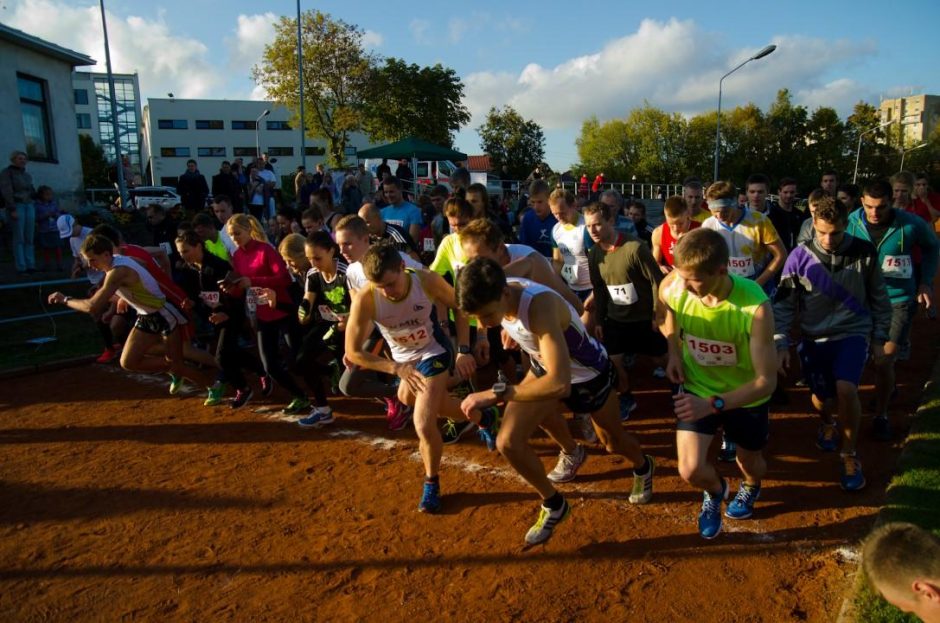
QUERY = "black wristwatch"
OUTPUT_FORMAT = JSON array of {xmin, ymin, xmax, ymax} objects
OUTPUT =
[
  {"xmin": 492, "ymin": 382, "xmax": 507, "ymax": 399},
  {"xmin": 457, "ymin": 345, "xmax": 471, "ymax": 355},
  {"xmin": 710, "ymin": 396, "xmax": 726, "ymax": 414}
]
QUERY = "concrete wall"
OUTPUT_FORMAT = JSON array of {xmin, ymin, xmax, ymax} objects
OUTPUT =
[{"xmin": 0, "ymin": 39, "xmax": 86, "ymax": 209}]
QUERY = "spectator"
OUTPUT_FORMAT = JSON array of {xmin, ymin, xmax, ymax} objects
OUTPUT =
[
  {"xmin": 321, "ymin": 171, "xmax": 340, "ymax": 206},
  {"xmin": 246, "ymin": 164, "xmax": 274, "ymax": 222},
  {"xmin": 356, "ymin": 162, "xmax": 374, "ymax": 198},
  {"xmin": 395, "ymin": 158, "xmax": 414, "ymax": 198},
  {"xmin": 451, "ymin": 164, "xmax": 471, "ymax": 194},
  {"xmin": 177, "ymin": 159, "xmax": 209, "ymax": 214},
  {"xmin": 578, "ymin": 173, "xmax": 589, "ymax": 199},
  {"xmin": 34, "ymin": 185, "xmax": 63, "ymax": 271},
  {"xmin": 212, "ymin": 161, "xmax": 243, "ymax": 212},
  {"xmin": 311, "ymin": 163, "xmax": 325, "ymax": 189},
  {"xmin": 1, "ymin": 150, "xmax": 37, "ymax": 273},
  {"xmin": 591, "ymin": 172, "xmax": 605, "ymax": 200},
  {"xmin": 312, "ymin": 188, "xmax": 342, "ymax": 232},
  {"xmin": 341, "ymin": 173, "xmax": 363, "ymax": 215},
  {"xmin": 293, "ymin": 166, "xmax": 306, "ymax": 205},
  {"xmin": 375, "ymin": 158, "xmax": 392, "ymax": 182}
]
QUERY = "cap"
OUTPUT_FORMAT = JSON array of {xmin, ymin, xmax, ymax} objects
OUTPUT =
[{"xmin": 57, "ymin": 214, "xmax": 75, "ymax": 239}]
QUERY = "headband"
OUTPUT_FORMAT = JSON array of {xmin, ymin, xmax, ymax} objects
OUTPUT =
[{"xmin": 707, "ymin": 198, "xmax": 736, "ymax": 209}]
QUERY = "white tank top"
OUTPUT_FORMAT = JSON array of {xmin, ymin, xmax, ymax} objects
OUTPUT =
[
  {"xmin": 112, "ymin": 255, "xmax": 166, "ymax": 314},
  {"xmin": 502, "ymin": 278, "xmax": 607, "ymax": 383},
  {"xmin": 506, "ymin": 243, "xmax": 536, "ymax": 262},
  {"xmin": 347, "ymin": 254, "xmax": 423, "ymax": 292},
  {"xmin": 372, "ymin": 271, "xmax": 446, "ymax": 363},
  {"xmin": 551, "ymin": 217, "xmax": 592, "ymax": 292}
]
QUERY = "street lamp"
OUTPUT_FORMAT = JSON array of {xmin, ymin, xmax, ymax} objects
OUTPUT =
[
  {"xmin": 900, "ymin": 142, "xmax": 928, "ymax": 172},
  {"xmin": 713, "ymin": 44, "xmax": 777, "ymax": 181},
  {"xmin": 853, "ymin": 119, "xmax": 896, "ymax": 183},
  {"xmin": 255, "ymin": 109, "xmax": 271, "ymax": 160}
]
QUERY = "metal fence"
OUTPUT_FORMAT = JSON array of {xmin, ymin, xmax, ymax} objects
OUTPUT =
[{"xmin": 1, "ymin": 278, "xmax": 89, "ymax": 326}]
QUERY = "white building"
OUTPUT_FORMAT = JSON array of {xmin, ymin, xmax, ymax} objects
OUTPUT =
[
  {"xmin": 141, "ymin": 98, "xmax": 376, "ymax": 187},
  {"xmin": 879, "ymin": 94, "xmax": 940, "ymax": 148},
  {"xmin": 0, "ymin": 23, "xmax": 95, "ymax": 205},
  {"xmin": 73, "ymin": 71, "xmax": 143, "ymax": 183}
]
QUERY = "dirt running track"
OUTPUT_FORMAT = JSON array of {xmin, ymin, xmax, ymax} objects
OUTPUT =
[{"xmin": 1, "ymin": 316, "xmax": 937, "ymax": 622}]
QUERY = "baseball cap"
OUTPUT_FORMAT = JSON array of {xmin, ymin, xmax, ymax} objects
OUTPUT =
[{"xmin": 57, "ymin": 214, "xmax": 76, "ymax": 239}]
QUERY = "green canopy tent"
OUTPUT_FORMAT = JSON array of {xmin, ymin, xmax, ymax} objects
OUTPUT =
[{"xmin": 357, "ymin": 138, "xmax": 467, "ymax": 195}]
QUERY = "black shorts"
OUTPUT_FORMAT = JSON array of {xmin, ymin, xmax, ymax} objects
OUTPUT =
[
  {"xmin": 134, "ymin": 307, "xmax": 181, "ymax": 337},
  {"xmin": 676, "ymin": 398, "xmax": 770, "ymax": 451},
  {"xmin": 532, "ymin": 359, "xmax": 616, "ymax": 414},
  {"xmin": 602, "ymin": 318, "xmax": 667, "ymax": 357}
]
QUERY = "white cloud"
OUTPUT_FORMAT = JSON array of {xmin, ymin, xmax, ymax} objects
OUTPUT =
[
  {"xmin": 409, "ymin": 19, "xmax": 432, "ymax": 45},
  {"xmin": 362, "ymin": 29, "xmax": 384, "ymax": 49},
  {"xmin": 795, "ymin": 79, "xmax": 871, "ymax": 117},
  {"xmin": 230, "ymin": 12, "xmax": 278, "ymax": 69}
]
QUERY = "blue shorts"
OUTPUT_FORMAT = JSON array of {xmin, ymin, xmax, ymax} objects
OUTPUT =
[
  {"xmin": 414, "ymin": 323, "xmax": 454, "ymax": 379},
  {"xmin": 798, "ymin": 335, "xmax": 868, "ymax": 400},
  {"xmin": 574, "ymin": 288, "xmax": 592, "ymax": 303}
]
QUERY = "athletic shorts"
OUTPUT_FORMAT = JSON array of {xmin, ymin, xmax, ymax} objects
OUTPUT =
[
  {"xmin": 574, "ymin": 288, "xmax": 592, "ymax": 303},
  {"xmin": 888, "ymin": 301, "xmax": 916, "ymax": 355},
  {"xmin": 531, "ymin": 358, "xmax": 616, "ymax": 414},
  {"xmin": 414, "ymin": 323, "xmax": 455, "ymax": 379},
  {"xmin": 676, "ymin": 397, "xmax": 770, "ymax": 452},
  {"xmin": 134, "ymin": 305, "xmax": 184, "ymax": 337},
  {"xmin": 602, "ymin": 318, "xmax": 667, "ymax": 357},
  {"xmin": 798, "ymin": 335, "xmax": 868, "ymax": 400}
]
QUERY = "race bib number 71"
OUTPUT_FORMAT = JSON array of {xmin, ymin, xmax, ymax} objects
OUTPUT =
[{"xmin": 684, "ymin": 334, "xmax": 738, "ymax": 367}]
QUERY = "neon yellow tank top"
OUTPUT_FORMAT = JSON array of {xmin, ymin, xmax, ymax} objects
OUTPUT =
[{"xmin": 663, "ymin": 274, "xmax": 768, "ymax": 405}]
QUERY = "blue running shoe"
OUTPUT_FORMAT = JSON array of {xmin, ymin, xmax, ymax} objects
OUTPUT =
[
  {"xmin": 698, "ymin": 478, "xmax": 729, "ymax": 539},
  {"xmin": 619, "ymin": 393, "xmax": 637, "ymax": 421},
  {"xmin": 297, "ymin": 406, "xmax": 335, "ymax": 428},
  {"xmin": 816, "ymin": 423, "xmax": 839, "ymax": 452},
  {"xmin": 840, "ymin": 455, "xmax": 866, "ymax": 492},
  {"xmin": 718, "ymin": 435, "xmax": 737, "ymax": 462},
  {"xmin": 477, "ymin": 406, "xmax": 502, "ymax": 452},
  {"xmin": 725, "ymin": 482, "xmax": 761, "ymax": 519},
  {"xmin": 418, "ymin": 480, "xmax": 441, "ymax": 513}
]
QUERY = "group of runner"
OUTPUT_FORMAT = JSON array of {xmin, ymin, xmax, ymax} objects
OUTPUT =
[{"xmin": 47, "ymin": 168, "xmax": 940, "ymax": 546}]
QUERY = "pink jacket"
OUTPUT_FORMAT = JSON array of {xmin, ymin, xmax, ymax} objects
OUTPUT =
[{"xmin": 231, "ymin": 239, "xmax": 292, "ymax": 323}]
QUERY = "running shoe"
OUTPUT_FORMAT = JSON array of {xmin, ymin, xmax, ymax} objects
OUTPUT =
[
  {"xmin": 872, "ymin": 415, "xmax": 892, "ymax": 442},
  {"xmin": 441, "ymin": 418, "xmax": 476, "ymax": 444},
  {"xmin": 547, "ymin": 444, "xmax": 587, "ymax": 483},
  {"xmin": 628, "ymin": 454, "xmax": 656, "ymax": 504},
  {"xmin": 96, "ymin": 346, "xmax": 119, "ymax": 364},
  {"xmin": 230, "ymin": 387, "xmax": 254, "ymax": 409},
  {"xmin": 387, "ymin": 399, "xmax": 412, "ymax": 431},
  {"xmin": 477, "ymin": 406, "xmax": 502, "ymax": 451},
  {"xmin": 619, "ymin": 393, "xmax": 637, "ymax": 422},
  {"xmin": 418, "ymin": 480, "xmax": 441, "ymax": 513},
  {"xmin": 652, "ymin": 366, "xmax": 667, "ymax": 379},
  {"xmin": 260, "ymin": 375, "xmax": 274, "ymax": 397},
  {"xmin": 282, "ymin": 397, "xmax": 312, "ymax": 416},
  {"xmin": 816, "ymin": 423, "xmax": 839, "ymax": 452},
  {"xmin": 718, "ymin": 436, "xmax": 737, "ymax": 463},
  {"xmin": 576, "ymin": 412, "xmax": 598, "ymax": 444},
  {"xmin": 725, "ymin": 482, "xmax": 761, "ymax": 519},
  {"xmin": 204, "ymin": 383, "xmax": 226, "ymax": 407},
  {"xmin": 168, "ymin": 373, "xmax": 183, "ymax": 395},
  {"xmin": 698, "ymin": 478, "xmax": 729, "ymax": 539},
  {"xmin": 524, "ymin": 499, "xmax": 571, "ymax": 546},
  {"xmin": 298, "ymin": 406, "xmax": 335, "ymax": 428},
  {"xmin": 840, "ymin": 455, "xmax": 867, "ymax": 492}
]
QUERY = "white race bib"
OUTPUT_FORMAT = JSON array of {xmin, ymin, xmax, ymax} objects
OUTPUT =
[
  {"xmin": 246, "ymin": 287, "xmax": 266, "ymax": 313},
  {"xmin": 882, "ymin": 254, "xmax": 913, "ymax": 279},
  {"xmin": 159, "ymin": 241, "xmax": 173, "ymax": 256},
  {"xmin": 388, "ymin": 326, "xmax": 431, "ymax": 349},
  {"xmin": 684, "ymin": 334, "xmax": 738, "ymax": 367},
  {"xmin": 728, "ymin": 256, "xmax": 754, "ymax": 277},
  {"xmin": 423, "ymin": 237, "xmax": 436, "ymax": 252},
  {"xmin": 561, "ymin": 262, "xmax": 581, "ymax": 285},
  {"xmin": 199, "ymin": 291, "xmax": 220, "ymax": 308},
  {"xmin": 607, "ymin": 283, "xmax": 638, "ymax": 306},
  {"xmin": 318, "ymin": 304, "xmax": 342, "ymax": 322}
]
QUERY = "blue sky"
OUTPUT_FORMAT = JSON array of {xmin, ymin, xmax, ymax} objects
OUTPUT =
[{"xmin": 5, "ymin": 0, "xmax": 939, "ymax": 171}]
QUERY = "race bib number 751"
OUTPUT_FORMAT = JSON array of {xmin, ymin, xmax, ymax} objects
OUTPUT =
[{"xmin": 684, "ymin": 334, "xmax": 738, "ymax": 367}]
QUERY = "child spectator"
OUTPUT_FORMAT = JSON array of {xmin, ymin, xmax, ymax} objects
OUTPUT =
[{"xmin": 34, "ymin": 185, "xmax": 63, "ymax": 271}]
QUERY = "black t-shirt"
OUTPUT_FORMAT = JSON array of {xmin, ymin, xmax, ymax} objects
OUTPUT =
[
  {"xmin": 178, "ymin": 252, "xmax": 238, "ymax": 318},
  {"xmin": 305, "ymin": 263, "xmax": 351, "ymax": 324},
  {"xmin": 769, "ymin": 203, "xmax": 810, "ymax": 252},
  {"xmin": 375, "ymin": 222, "xmax": 418, "ymax": 254}
]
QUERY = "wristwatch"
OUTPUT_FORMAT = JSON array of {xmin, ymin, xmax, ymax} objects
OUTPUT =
[
  {"xmin": 709, "ymin": 396, "xmax": 725, "ymax": 414},
  {"xmin": 492, "ymin": 382, "xmax": 507, "ymax": 399},
  {"xmin": 457, "ymin": 345, "xmax": 471, "ymax": 355}
]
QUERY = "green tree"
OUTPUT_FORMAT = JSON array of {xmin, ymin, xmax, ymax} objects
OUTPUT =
[
  {"xmin": 847, "ymin": 101, "xmax": 893, "ymax": 182},
  {"xmin": 804, "ymin": 106, "xmax": 846, "ymax": 187},
  {"xmin": 478, "ymin": 106, "xmax": 546, "ymax": 180},
  {"xmin": 765, "ymin": 89, "xmax": 809, "ymax": 183},
  {"xmin": 362, "ymin": 58, "xmax": 470, "ymax": 147},
  {"xmin": 574, "ymin": 115, "xmax": 634, "ymax": 181},
  {"xmin": 682, "ymin": 111, "xmax": 718, "ymax": 181},
  {"xmin": 252, "ymin": 10, "xmax": 376, "ymax": 167},
  {"xmin": 79, "ymin": 134, "xmax": 110, "ymax": 189}
]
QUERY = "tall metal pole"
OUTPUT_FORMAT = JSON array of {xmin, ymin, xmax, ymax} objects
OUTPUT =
[
  {"xmin": 900, "ymin": 143, "xmax": 927, "ymax": 172},
  {"xmin": 853, "ymin": 120, "xmax": 896, "ymax": 184},
  {"xmin": 99, "ymin": 0, "xmax": 128, "ymax": 211},
  {"xmin": 297, "ymin": 0, "xmax": 306, "ymax": 170}
]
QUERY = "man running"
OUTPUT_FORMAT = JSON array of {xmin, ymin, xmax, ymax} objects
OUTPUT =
[
  {"xmin": 456, "ymin": 258, "xmax": 655, "ymax": 546},
  {"xmin": 659, "ymin": 228, "xmax": 777, "ymax": 539},
  {"xmin": 652, "ymin": 196, "xmax": 701, "ymax": 273}
]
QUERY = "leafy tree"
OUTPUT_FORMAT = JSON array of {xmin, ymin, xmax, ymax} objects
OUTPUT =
[
  {"xmin": 804, "ymin": 106, "xmax": 846, "ymax": 186},
  {"xmin": 362, "ymin": 58, "xmax": 470, "ymax": 147},
  {"xmin": 575, "ymin": 116, "xmax": 634, "ymax": 181},
  {"xmin": 478, "ymin": 106, "xmax": 546, "ymax": 180},
  {"xmin": 765, "ymin": 89, "xmax": 808, "ymax": 182},
  {"xmin": 252, "ymin": 10, "xmax": 376, "ymax": 167},
  {"xmin": 79, "ymin": 134, "xmax": 110, "ymax": 189},
  {"xmin": 847, "ymin": 101, "xmax": 893, "ymax": 183}
]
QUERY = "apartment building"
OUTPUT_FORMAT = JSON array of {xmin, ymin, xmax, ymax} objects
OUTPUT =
[{"xmin": 879, "ymin": 94, "xmax": 940, "ymax": 147}]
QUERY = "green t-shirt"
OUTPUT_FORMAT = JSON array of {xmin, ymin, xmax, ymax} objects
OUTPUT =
[
  {"xmin": 663, "ymin": 274, "xmax": 768, "ymax": 405},
  {"xmin": 429, "ymin": 233, "xmax": 475, "ymax": 326},
  {"xmin": 588, "ymin": 233, "xmax": 662, "ymax": 324},
  {"xmin": 204, "ymin": 236, "xmax": 230, "ymax": 263}
]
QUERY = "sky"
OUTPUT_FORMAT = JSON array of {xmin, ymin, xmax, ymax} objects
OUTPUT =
[{"xmin": 4, "ymin": 0, "xmax": 939, "ymax": 172}]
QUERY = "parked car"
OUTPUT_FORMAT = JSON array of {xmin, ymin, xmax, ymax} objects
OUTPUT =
[{"xmin": 127, "ymin": 186, "xmax": 182, "ymax": 213}]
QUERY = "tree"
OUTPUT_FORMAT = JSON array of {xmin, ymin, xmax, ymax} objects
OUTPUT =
[
  {"xmin": 575, "ymin": 115, "xmax": 634, "ymax": 181},
  {"xmin": 847, "ymin": 101, "xmax": 893, "ymax": 182},
  {"xmin": 79, "ymin": 134, "xmax": 110, "ymax": 189},
  {"xmin": 252, "ymin": 10, "xmax": 376, "ymax": 167},
  {"xmin": 765, "ymin": 89, "xmax": 808, "ymax": 182},
  {"xmin": 362, "ymin": 58, "xmax": 470, "ymax": 147},
  {"xmin": 478, "ymin": 106, "xmax": 546, "ymax": 180}
]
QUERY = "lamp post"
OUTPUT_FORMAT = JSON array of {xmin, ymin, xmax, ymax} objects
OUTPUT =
[
  {"xmin": 853, "ymin": 119, "xmax": 896, "ymax": 183},
  {"xmin": 713, "ymin": 44, "xmax": 776, "ymax": 182},
  {"xmin": 900, "ymin": 143, "xmax": 928, "ymax": 172},
  {"xmin": 296, "ymin": 0, "xmax": 306, "ymax": 169},
  {"xmin": 631, "ymin": 174, "xmax": 636, "ymax": 197},
  {"xmin": 255, "ymin": 109, "xmax": 271, "ymax": 161}
]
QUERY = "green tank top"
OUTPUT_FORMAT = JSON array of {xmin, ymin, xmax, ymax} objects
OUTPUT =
[{"xmin": 663, "ymin": 274, "xmax": 768, "ymax": 405}]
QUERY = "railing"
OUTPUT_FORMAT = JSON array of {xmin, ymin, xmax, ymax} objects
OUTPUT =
[{"xmin": 1, "ymin": 278, "xmax": 90, "ymax": 326}]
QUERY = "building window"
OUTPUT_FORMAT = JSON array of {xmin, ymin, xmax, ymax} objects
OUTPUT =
[
  {"xmin": 266, "ymin": 147, "xmax": 294, "ymax": 156},
  {"xmin": 76, "ymin": 113, "xmax": 92, "ymax": 129},
  {"xmin": 17, "ymin": 73, "xmax": 54, "ymax": 161},
  {"xmin": 233, "ymin": 147, "xmax": 257, "ymax": 157},
  {"xmin": 197, "ymin": 147, "xmax": 226, "ymax": 157},
  {"xmin": 231, "ymin": 120, "xmax": 257, "ymax": 130},
  {"xmin": 160, "ymin": 147, "xmax": 191, "ymax": 157},
  {"xmin": 158, "ymin": 119, "xmax": 188, "ymax": 130},
  {"xmin": 266, "ymin": 120, "xmax": 291, "ymax": 130},
  {"xmin": 74, "ymin": 89, "xmax": 89, "ymax": 106},
  {"xmin": 304, "ymin": 146, "xmax": 326, "ymax": 156},
  {"xmin": 195, "ymin": 119, "xmax": 224, "ymax": 130}
]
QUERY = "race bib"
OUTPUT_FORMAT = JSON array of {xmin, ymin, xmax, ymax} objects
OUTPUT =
[
  {"xmin": 388, "ymin": 326, "xmax": 431, "ymax": 350},
  {"xmin": 561, "ymin": 262, "xmax": 581, "ymax": 285},
  {"xmin": 159, "ymin": 241, "xmax": 173, "ymax": 256},
  {"xmin": 423, "ymin": 237, "xmax": 436, "ymax": 252},
  {"xmin": 607, "ymin": 283, "xmax": 638, "ymax": 306},
  {"xmin": 882, "ymin": 254, "xmax": 912, "ymax": 279},
  {"xmin": 317, "ymin": 304, "xmax": 345, "ymax": 323},
  {"xmin": 199, "ymin": 291, "xmax": 220, "ymax": 308},
  {"xmin": 246, "ymin": 287, "xmax": 266, "ymax": 313},
  {"xmin": 728, "ymin": 256, "xmax": 754, "ymax": 277},
  {"xmin": 684, "ymin": 334, "xmax": 738, "ymax": 367}
]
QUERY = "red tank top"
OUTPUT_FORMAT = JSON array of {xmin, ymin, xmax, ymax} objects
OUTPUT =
[{"xmin": 660, "ymin": 220, "xmax": 701, "ymax": 267}]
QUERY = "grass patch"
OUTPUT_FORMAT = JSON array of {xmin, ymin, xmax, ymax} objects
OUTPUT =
[{"xmin": 853, "ymin": 368, "xmax": 940, "ymax": 622}]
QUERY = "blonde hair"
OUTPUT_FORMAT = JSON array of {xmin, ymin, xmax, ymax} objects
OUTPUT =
[
  {"xmin": 278, "ymin": 233, "xmax": 307, "ymax": 265},
  {"xmin": 548, "ymin": 187, "xmax": 575, "ymax": 207},
  {"xmin": 862, "ymin": 522, "xmax": 940, "ymax": 597},
  {"xmin": 674, "ymin": 228, "xmax": 729, "ymax": 273},
  {"xmin": 227, "ymin": 213, "xmax": 267, "ymax": 243},
  {"xmin": 705, "ymin": 181, "xmax": 736, "ymax": 201}
]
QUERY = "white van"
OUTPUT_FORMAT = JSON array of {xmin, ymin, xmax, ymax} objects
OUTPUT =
[{"xmin": 363, "ymin": 159, "xmax": 458, "ymax": 193}]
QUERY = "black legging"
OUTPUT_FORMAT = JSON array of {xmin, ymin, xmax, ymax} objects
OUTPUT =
[
  {"xmin": 296, "ymin": 323, "xmax": 343, "ymax": 407},
  {"xmin": 215, "ymin": 321, "xmax": 265, "ymax": 391},
  {"xmin": 257, "ymin": 317, "xmax": 305, "ymax": 399}
]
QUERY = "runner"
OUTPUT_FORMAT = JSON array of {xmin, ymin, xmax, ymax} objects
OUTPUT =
[
  {"xmin": 773, "ymin": 197, "xmax": 891, "ymax": 491},
  {"xmin": 344, "ymin": 244, "xmax": 495, "ymax": 513},
  {"xmin": 47, "ymin": 234, "xmax": 212, "ymax": 392},
  {"xmin": 549, "ymin": 188, "xmax": 594, "ymax": 302},
  {"xmin": 659, "ymin": 228, "xmax": 777, "ymax": 538},
  {"xmin": 456, "ymin": 258, "xmax": 655, "ymax": 545},
  {"xmin": 358, "ymin": 201, "xmax": 421, "ymax": 262},
  {"xmin": 651, "ymin": 195, "xmax": 701, "ymax": 273}
]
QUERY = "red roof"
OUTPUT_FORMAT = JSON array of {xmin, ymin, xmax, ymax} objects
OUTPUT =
[{"xmin": 466, "ymin": 155, "xmax": 492, "ymax": 172}]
